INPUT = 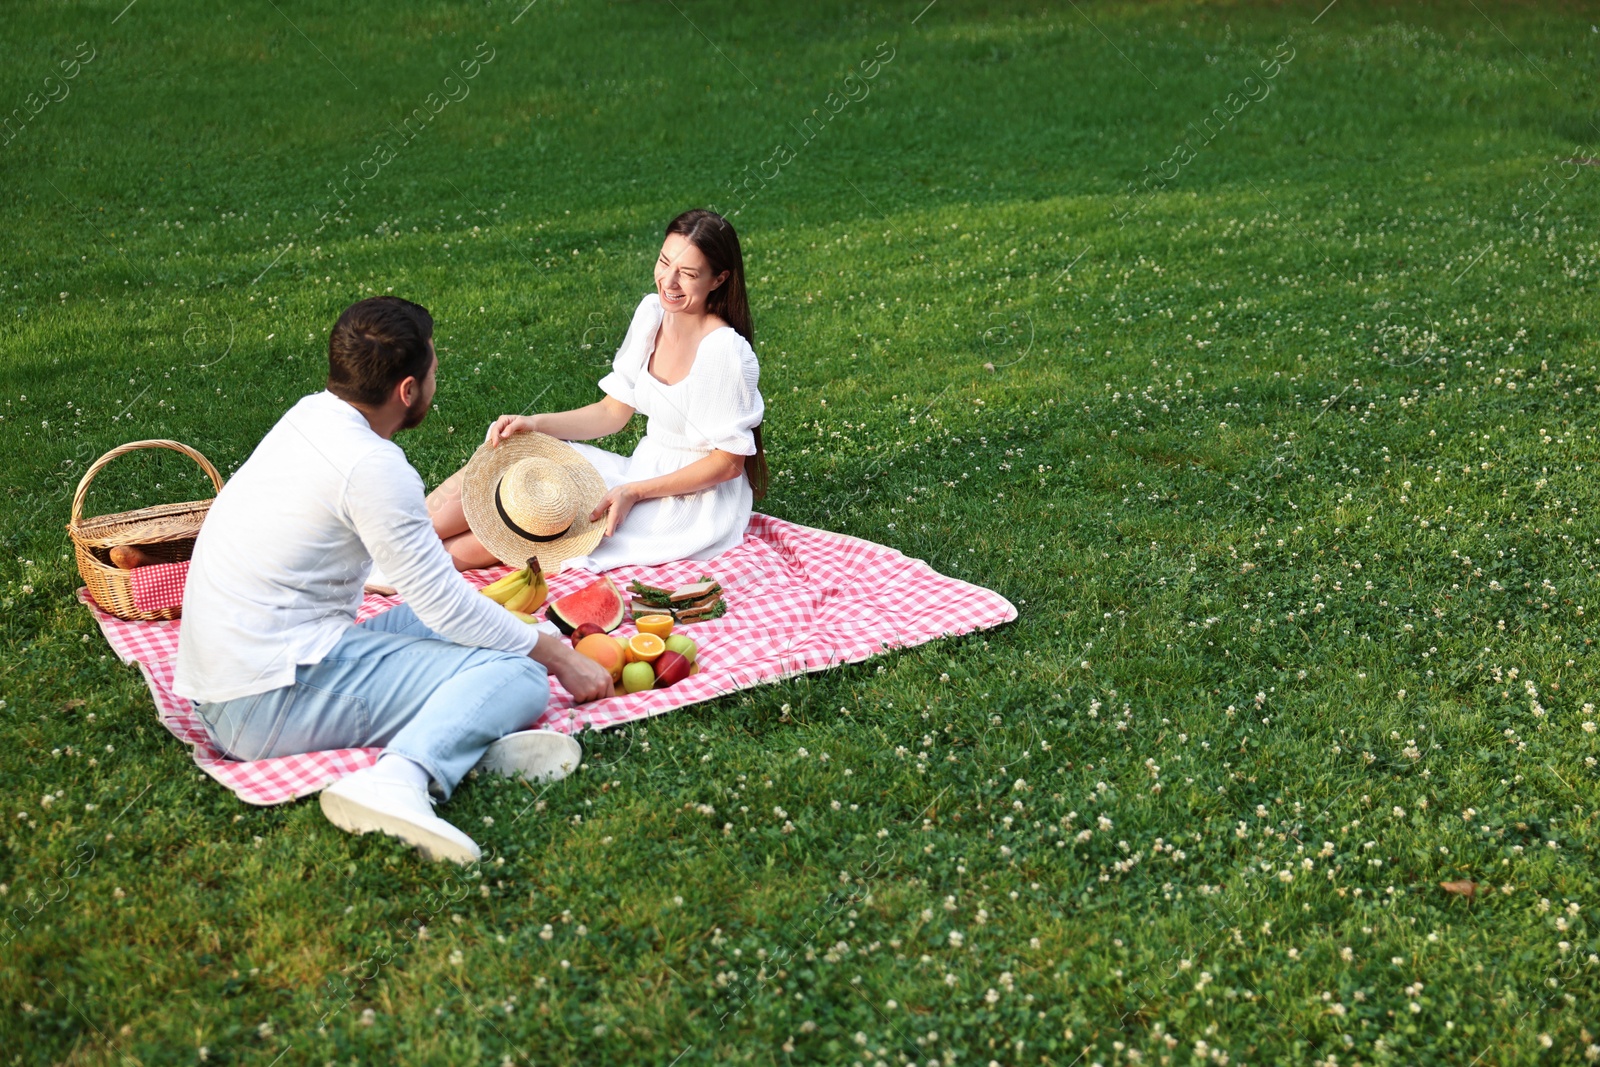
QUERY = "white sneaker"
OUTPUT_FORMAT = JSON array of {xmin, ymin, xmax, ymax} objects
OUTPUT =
[
  {"xmin": 475, "ymin": 729, "xmax": 583, "ymax": 783},
  {"xmin": 319, "ymin": 767, "xmax": 481, "ymax": 864}
]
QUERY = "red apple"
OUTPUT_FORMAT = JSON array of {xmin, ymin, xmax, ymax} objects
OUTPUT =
[
  {"xmin": 653, "ymin": 650, "xmax": 691, "ymax": 688},
  {"xmin": 570, "ymin": 621, "xmax": 605, "ymax": 647}
]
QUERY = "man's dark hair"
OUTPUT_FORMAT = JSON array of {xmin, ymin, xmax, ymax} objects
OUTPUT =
[{"xmin": 327, "ymin": 297, "xmax": 435, "ymax": 407}]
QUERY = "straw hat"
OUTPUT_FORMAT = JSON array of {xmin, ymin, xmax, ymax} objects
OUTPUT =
[{"xmin": 460, "ymin": 433, "xmax": 607, "ymax": 571}]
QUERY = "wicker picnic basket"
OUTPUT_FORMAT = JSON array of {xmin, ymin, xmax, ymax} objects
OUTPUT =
[{"xmin": 68, "ymin": 439, "xmax": 224, "ymax": 621}]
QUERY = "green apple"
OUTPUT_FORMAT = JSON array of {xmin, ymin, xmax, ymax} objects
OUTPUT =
[
  {"xmin": 622, "ymin": 661, "xmax": 655, "ymax": 694},
  {"xmin": 664, "ymin": 634, "xmax": 697, "ymax": 666}
]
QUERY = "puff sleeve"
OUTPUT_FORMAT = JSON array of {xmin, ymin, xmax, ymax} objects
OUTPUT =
[
  {"xmin": 686, "ymin": 330, "xmax": 764, "ymax": 456},
  {"xmin": 596, "ymin": 294, "xmax": 661, "ymax": 408}
]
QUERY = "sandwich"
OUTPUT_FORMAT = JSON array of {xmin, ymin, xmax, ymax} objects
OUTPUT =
[{"xmin": 629, "ymin": 575, "xmax": 726, "ymax": 624}]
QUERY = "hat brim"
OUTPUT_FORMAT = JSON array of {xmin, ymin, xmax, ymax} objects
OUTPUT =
[{"xmin": 460, "ymin": 433, "xmax": 608, "ymax": 571}]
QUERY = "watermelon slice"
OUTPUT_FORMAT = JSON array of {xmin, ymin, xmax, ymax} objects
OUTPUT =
[{"xmin": 545, "ymin": 576, "xmax": 626, "ymax": 635}]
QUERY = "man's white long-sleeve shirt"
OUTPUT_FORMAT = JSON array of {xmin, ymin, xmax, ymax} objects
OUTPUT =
[{"xmin": 174, "ymin": 390, "xmax": 549, "ymax": 704}]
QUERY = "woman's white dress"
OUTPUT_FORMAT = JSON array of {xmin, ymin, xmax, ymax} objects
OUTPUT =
[{"xmin": 559, "ymin": 293, "xmax": 765, "ymax": 573}]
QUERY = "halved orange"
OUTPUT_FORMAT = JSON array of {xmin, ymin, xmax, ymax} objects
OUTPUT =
[
  {"xmin": 635, "ymin": 614, "xmax": 675, "ymax": 640},
  {"xmin": 626, "ymin": 632, "xmax": 666, "ymax": 664}
]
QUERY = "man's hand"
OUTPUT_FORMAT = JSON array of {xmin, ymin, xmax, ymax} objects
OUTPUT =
[{"xmin": 542, "ymin": 640, "xmax": 615, "ymax": 703}]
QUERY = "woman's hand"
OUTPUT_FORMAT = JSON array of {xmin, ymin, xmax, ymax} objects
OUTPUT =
[
  {"xmin": 589, "ymin": 483, "xmax": 640, "ymax": 538},
  {"xmin": 484, "ymin": 414, "xmax": 541, "ymax": 447}
]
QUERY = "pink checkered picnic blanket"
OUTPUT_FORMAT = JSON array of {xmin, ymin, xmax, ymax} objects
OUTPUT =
[{"xmin": 81, "ymin": 514, "xmax": 1016, "ymax": 805}]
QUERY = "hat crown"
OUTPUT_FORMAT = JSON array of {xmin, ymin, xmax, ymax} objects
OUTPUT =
[
  {"xmin": 460, "ymin": 431, "xmax": 605, "ymax": 570},
  {"xmin": 497, "ymin": 459, "xmax": 578, "ymax": 536}
]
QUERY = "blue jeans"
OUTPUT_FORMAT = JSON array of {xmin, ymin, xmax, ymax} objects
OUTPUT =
[{"xmin": 194, "ymin": 606, "xmax": 549, "ymax": 800}]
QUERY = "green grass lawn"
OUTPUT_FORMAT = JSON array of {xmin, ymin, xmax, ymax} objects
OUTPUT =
[{"xmin": 4, "ymin": 0, "xmax": 1600, "ymax": 1062}]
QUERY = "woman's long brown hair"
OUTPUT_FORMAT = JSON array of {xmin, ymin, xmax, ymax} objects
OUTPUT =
[{"xmin": 665, "ymin": 208, "xmax": 768, "ymax": 501}]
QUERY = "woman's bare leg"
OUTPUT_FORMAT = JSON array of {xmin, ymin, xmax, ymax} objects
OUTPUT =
[
  {"xmin": 426, "ymin": 469, "xmax": 470, "ymax": 540},
  {"xmin": 426, "ymin": 467, "xmax": 499, "ymax": 570},
  {"xmin": 442, "ymin": 530, "xmax": 498, "ymax": 572}
]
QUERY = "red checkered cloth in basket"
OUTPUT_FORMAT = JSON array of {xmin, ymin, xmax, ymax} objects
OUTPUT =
[
  {"xmin": 80, "ymin": 514, "xmax": 1016, "ymax": 806},
  {"xmin": 129, "ymin": 560, "xmax": 190, "ymax": 615}
]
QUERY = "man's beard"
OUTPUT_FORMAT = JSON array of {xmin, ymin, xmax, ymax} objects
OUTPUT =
[{"xmin": 399, "ymin": 393, "xmax": 430, "ymax": 431}]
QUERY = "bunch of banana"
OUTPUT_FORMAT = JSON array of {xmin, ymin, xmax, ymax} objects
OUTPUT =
[{"xmin": 479, "ymin": 557, "xmax": 548, "ymax": 621}]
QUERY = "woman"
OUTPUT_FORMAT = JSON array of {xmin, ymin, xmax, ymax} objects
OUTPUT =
[{"xmin": 427, "ymin": 208, "xmax": 768, "ymax": 573}]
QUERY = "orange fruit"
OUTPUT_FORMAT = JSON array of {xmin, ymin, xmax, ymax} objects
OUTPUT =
[
  {"xmin": 635, "ymin": 614, "xmax": 675, "ymax": 640},
  {"xmin": 626, "ymin": 632, "xmax": 666, "ymax": 664},
  {"xmin": 575, "ymin": 633, "xmax": 625, "ymax": 682}
]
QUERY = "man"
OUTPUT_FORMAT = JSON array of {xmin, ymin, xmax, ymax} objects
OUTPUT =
[{"xmin": 174, "ymin": 296, "xmax": 613, "ymax": 863}]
